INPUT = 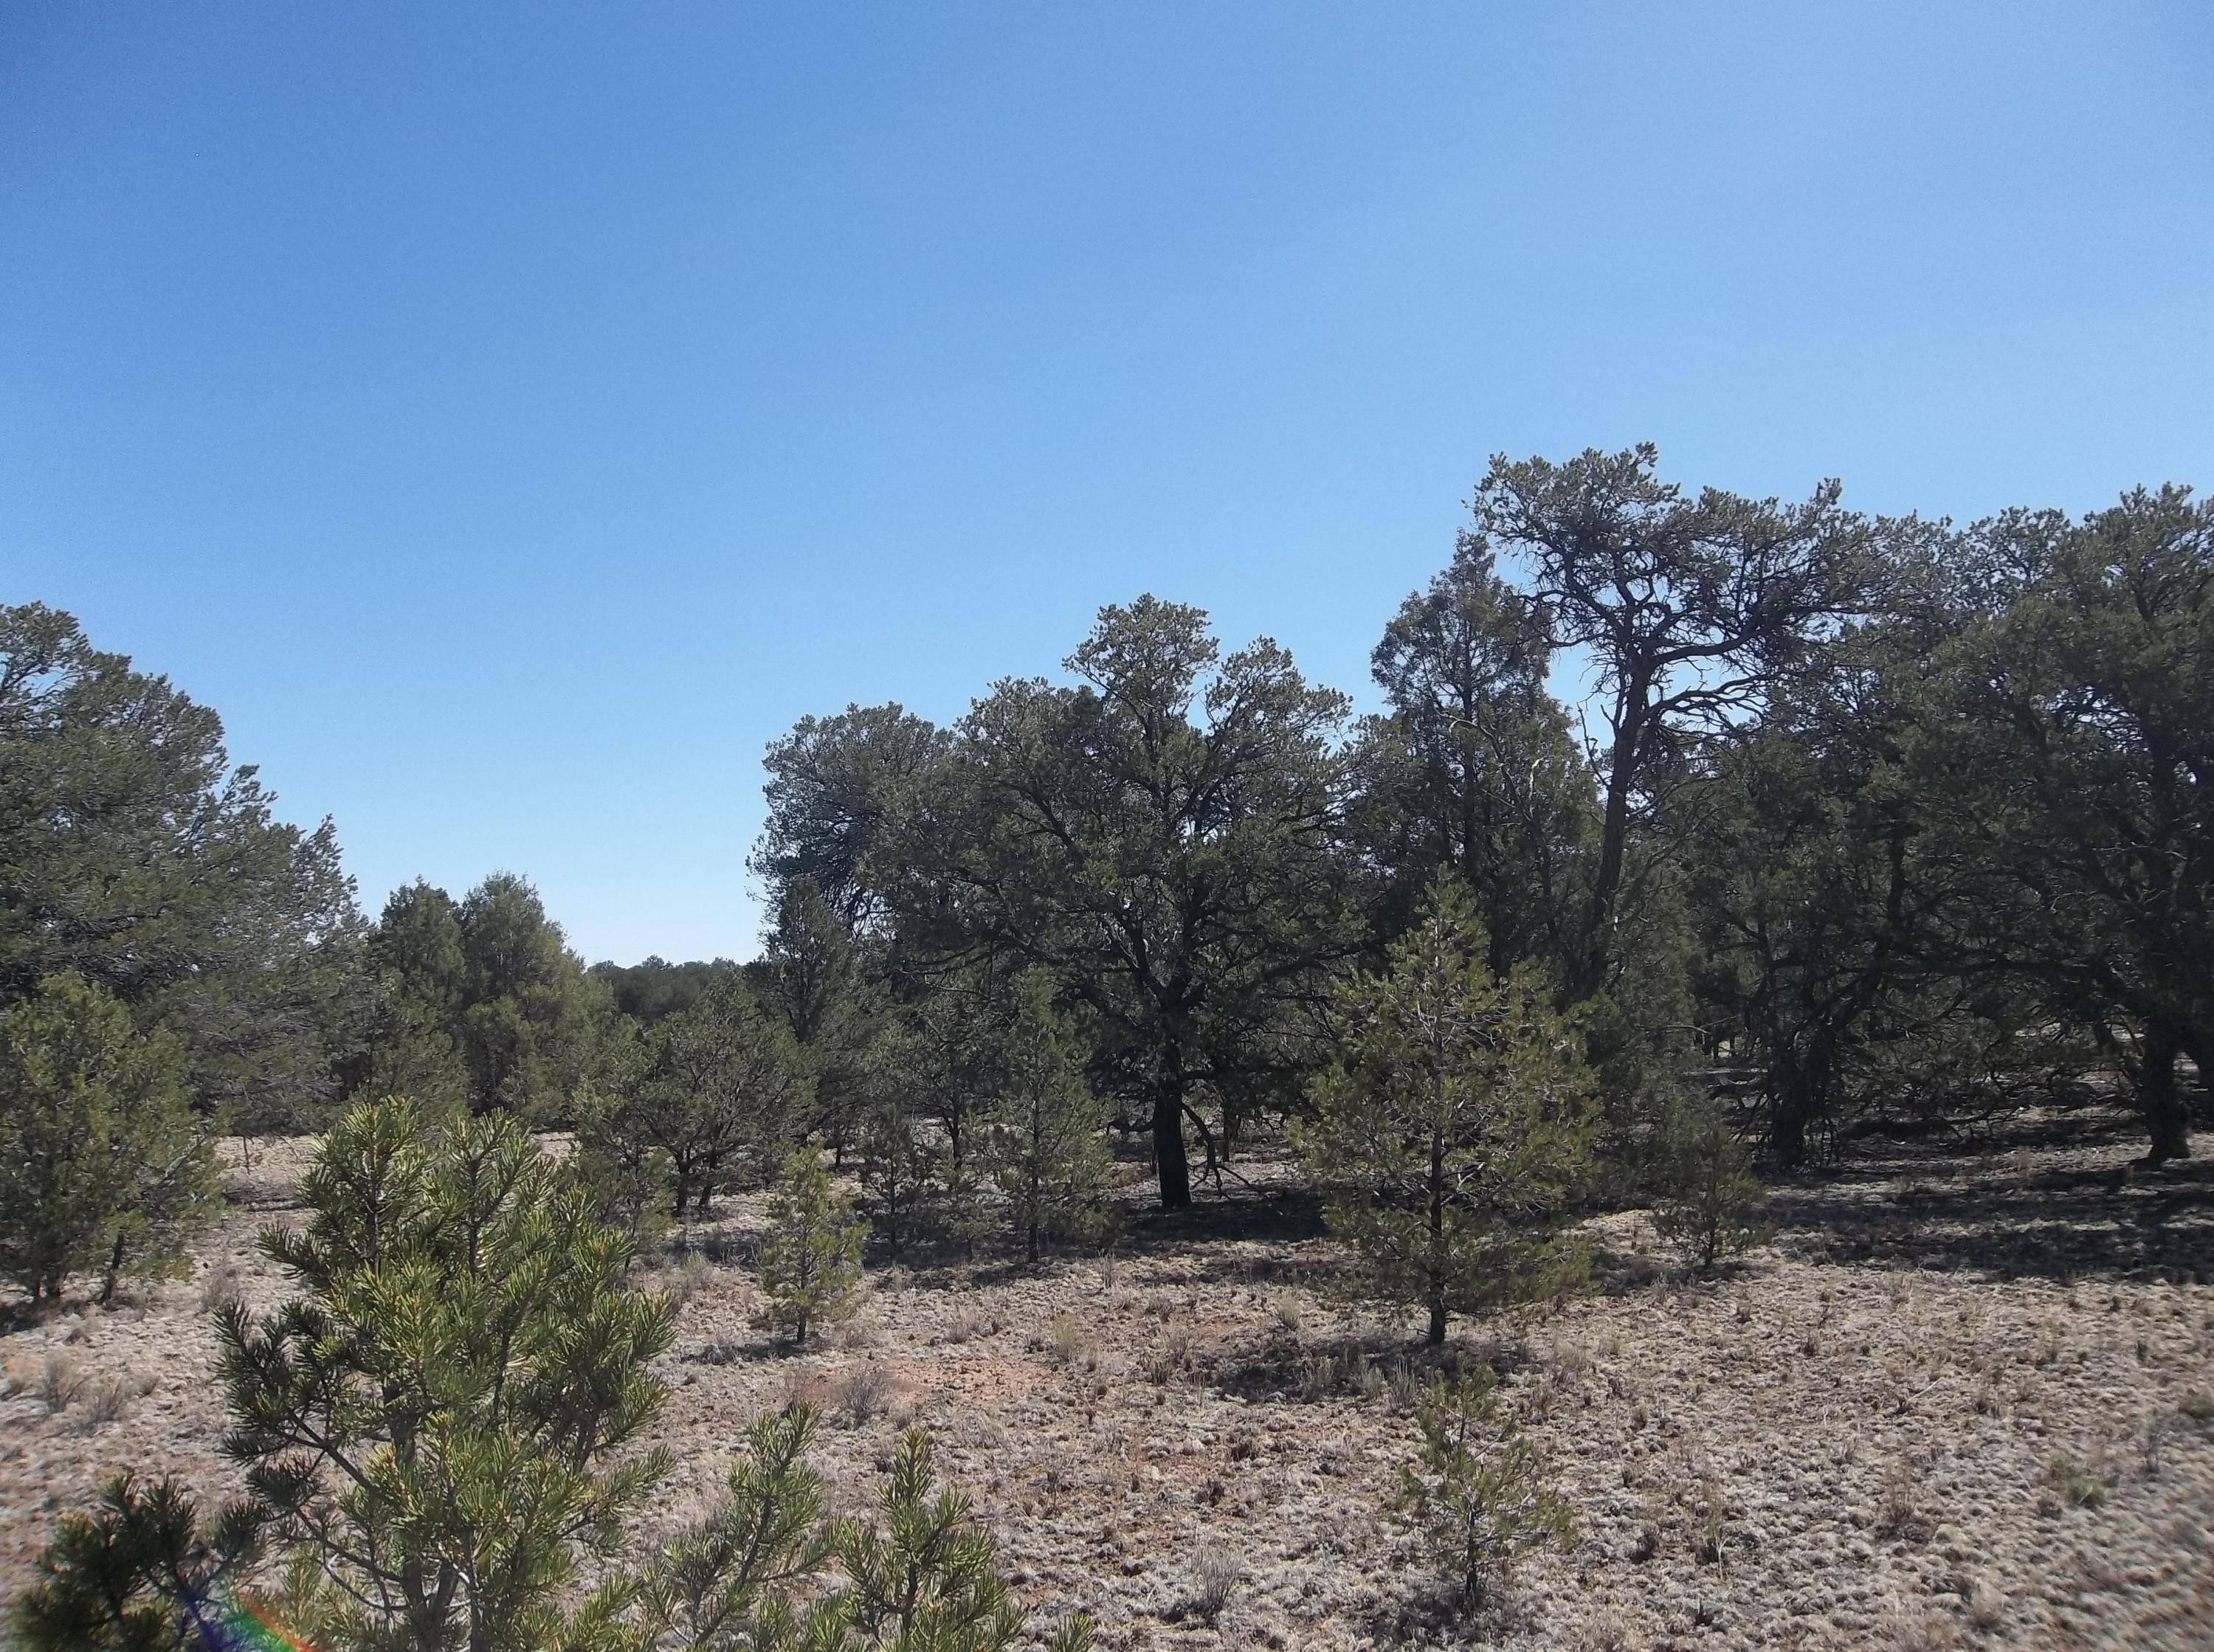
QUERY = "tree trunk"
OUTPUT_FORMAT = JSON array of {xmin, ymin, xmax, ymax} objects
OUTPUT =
[
  {"xmin": 1153, "ymin": 1088, "xmax": 1191, "ymax": 1209},
  {"xmin": 2139, "ymin": 1020, "xmax": 2193, "ymax": 1164},
  {"xmin": 1574, "ymin": 684, "xmax": 1649, "ymax": 1001},
  {"xmin": 97, "ymin": 1233, "xmax": 126, "ymax": 1306},
  {"xmin": 1427, "ymin": 1295, "xmax": 1447, "ymax": 1347}
]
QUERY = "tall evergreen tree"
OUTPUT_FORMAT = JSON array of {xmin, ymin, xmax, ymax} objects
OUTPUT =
[
  {"xmin": 1914, "ymin": 487, "xmax": 2214, "ymax": 1161},
  {"xmin": 1469, "ymin": 447, "xmax": 1874, "ymax": 1003},
  {"xmin": 884, "ymin": 598, "xmax": 1356, "ymax": 1209},
  {"xmin": 751, "ymin": 702, "xmax": 948, "ymax": 933},
  {"xmin": 0, "ymin": 603, "xmax": 368, "ymax": 1136},
  {"xmin": 760, "ymin": 877, "xmax": 884, "ymax": 1161},
  {"xmin": 1357, "ymin": 535, "xmax": 1593, "ymax": 975},
  {"xmin": 362, "ymin": 874, "xmax": 612, "ymax": 1119}
]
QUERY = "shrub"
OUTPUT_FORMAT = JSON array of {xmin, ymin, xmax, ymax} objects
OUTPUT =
[
  {"xmin": 10, "ymin": 1474, "xmax": 266, "ymax": 1652},
  {"xmin": 648, "ymin": 1406, "xmax": 1093, "ymax": 1652},
  {"xmin": 754, "ymin": 1147, "xmax": 866, "ymax": 1347},
  {"xmin": 1398, "ymin": 1366, "xmax": 1573, "ymax": 1607},
  {"xmin": 0, "ymin": 973, "xmax": 217, "ymax": 1305},
  {"xmin": 16, "ymin": 1102, "xmax": 1082, "ymax": 1652}
]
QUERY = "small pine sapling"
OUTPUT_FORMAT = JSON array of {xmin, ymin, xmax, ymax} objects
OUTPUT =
[
  {"xmin": 855, "ymin": 1093, "xmax": 940, "ymax": 1261},
  {"xmin": 10, "ymin": 1474, "xmax": 266, "ymax": 1651},
  {"xmin": 837, "ymin": 1428, "xmax": 1095, "ymax": 1652},
  {"xmin": 976, "ymin": 972, "xmax": 1112, "ymax": 1262},
  {"xmin": 1297, "ymin": 881, "xmax": 1597, "ymax": 1344},
  {"xmin": 1652, "ymin": 1093, "xmax": 1769, "ymax": 1276},
  {"xmin": 215, "ymin": 1096, "xmax": 675, "ymax": 1652},
  {"xmin": 754, "ymin": 1147, "xmax": 866, "ymax": 1347},
  {"xmin": 1399, "ymin": 1366, "xmax": 1573, "ymax": 1609},
  {"xmin": 644, "ymin": 1403, "xmax": 844, "ymax": 1651}
]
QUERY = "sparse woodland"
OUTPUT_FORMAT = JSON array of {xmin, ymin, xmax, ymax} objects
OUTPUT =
[{"xmin": 4, "ymin": 446, "xmax": 2212, "ymax": 1648}]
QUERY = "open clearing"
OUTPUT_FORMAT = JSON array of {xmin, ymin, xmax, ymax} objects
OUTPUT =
[{"xmin": 4, "ymin": 1109, "xmax": 2211, "ymax": 1651}]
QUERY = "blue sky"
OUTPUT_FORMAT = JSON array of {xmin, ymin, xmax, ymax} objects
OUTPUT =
[{"xmin": 4, "ymin": 3, "xmax": 2210, "ymax": 963}]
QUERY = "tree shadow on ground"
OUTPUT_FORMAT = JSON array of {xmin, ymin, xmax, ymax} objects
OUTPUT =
[
  {"xmin": 1115, "ymin": 1180, "xmax": 1330, "ymax": 1252},
  {"xmin": 1762, "ymin": 1102, "xmax": 2214, "ymax": 1284}
]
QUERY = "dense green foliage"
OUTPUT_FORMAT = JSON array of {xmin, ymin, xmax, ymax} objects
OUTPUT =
[
  {"xmin": 362, "ymin": 874, "xmax": 613, "ymax": 1119},
  {"xmin": 0, "ymin": 972, "xmax": 217, "ymax": 1303},
  {"xmin": 17, "ymin": 1110, "xmax": 1086, "ymax": 1652},
  {"xmin": 0, "ymin": 603, "xmax": 366, "ymax": 1136},
  {"xmin": 11, "ymin": 1473, "xmax": 266, "ymax": 1652},
  {"xmin": 753, "ymin": 1146, "xmax": 866, "ymax": 1346},
  {"xmin": 1298, "ymin": 884, "xmax": 1597, "ymax": 1344},
  {"xmin": 218, "ymin": 1097, "xmax": 673, "ymax": 1651}
]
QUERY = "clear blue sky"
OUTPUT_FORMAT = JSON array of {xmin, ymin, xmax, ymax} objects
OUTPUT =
[{"xmin": 4, "ymin": 4, "xmax": 2210, "ymax": 963}]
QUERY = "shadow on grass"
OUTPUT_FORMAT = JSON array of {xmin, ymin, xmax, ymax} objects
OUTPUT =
[{"xmin": 1762, "ymin": 1103, "xmax": 2214, "ymax": 1284}]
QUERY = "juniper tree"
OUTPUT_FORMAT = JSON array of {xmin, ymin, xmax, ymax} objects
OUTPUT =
[
  {"xmin": 976, "ymin": 972, "xmax": 1111, "ymax": 1262},
  {"xmin": 0, "ymin": 604, "xmax": 368, "ymax": 1138},
  {"xmin": 0, "ymin": 972, "xmax": 217, "ymax": 1305},
  {"xmin": 612, "ymin": 977, "xmax": 813, "ymax": 1218},
  {"xmin": 753, "ymin": 1147, "xmax": 866, "ymax": 1347},
  {"xmin": 878, "ymin": 599, "xmax": 1356, "ymax": 1209},
  {"xmin": 1356, "ymin": 535, "xmax": 1593, "ymax": 975},
  {"xmin": 1298, "ymin": 882, "xmax": 1596, "ymax": 1346},
  {"xmin": 215, "ymin": 1096, "xmax": 675, "ymax": 1652}
]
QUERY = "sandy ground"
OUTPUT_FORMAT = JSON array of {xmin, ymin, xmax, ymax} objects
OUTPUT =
[{"xmin": 4, "ymin": 1110, "xmax": 2211, "ymax": 1650}]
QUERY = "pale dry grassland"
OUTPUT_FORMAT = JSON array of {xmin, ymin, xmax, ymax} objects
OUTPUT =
[{"xmin": 4, "ymin": 1110, "xmax": 2211, "ymax": 1650}]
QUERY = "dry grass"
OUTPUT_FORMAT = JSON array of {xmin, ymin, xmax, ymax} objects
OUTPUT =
[{"xmin": 3, "ymin": 1104, "xmax": 2212, "ymax": 1649}]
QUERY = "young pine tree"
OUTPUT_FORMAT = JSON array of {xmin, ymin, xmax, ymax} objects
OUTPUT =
[
  {"xmin": 646, "ymin": 1405, "xmax": 1094, "ymax": 1652},
  {"xmin": 18, "ymin": 1109, "xmax": 1079, "ymax": 1652},
  {"xmin": 215, "ymin": 1096, "xmax": 675, "ymax": 1652},
  {"xmin": 855, "ymin": 1091, "xmax": 941, "ymax": 1260},
  {"xmin": 1298, "ymin": 882, "xmax": 1596, "ymax": 1346},
  {"xmin": 1652, "ymin": 1093, "xmax": 1769, "ymax": 1276},
  {"xmin": 976, "ymin": 972, "xmax": 1111, "ymax": 1263},
  {"xmin": 0, "ymin": 972, "xmax": 217, "ymax": 1306},
  {"xmin": 1399, "ymin": 1366, "xmax": 1573, "ymax": 1608},
  {"xmin": 11, "ymin": 1473, "xmax": 266, "ymax": 1652},
  {"xmin": 753, "ymin": 1147, "xmax": 866, "ymax": 1347}
]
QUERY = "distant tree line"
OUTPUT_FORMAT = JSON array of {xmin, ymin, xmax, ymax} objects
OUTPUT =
[{"xmin": 4, "ymin": 446, "xmax": 2207, "ymax": 1305}]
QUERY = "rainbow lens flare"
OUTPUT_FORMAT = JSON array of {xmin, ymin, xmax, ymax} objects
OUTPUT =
[{"xmin": 179, "ymin": 1586, "xmax": 320, "ymax": 1652}]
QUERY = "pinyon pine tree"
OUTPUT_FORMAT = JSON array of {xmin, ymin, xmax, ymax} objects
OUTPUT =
[
  {"xmin": 0, "ymin": 972, "xmax": 216, "ymax": 1305},
  {"xmin": 754, "ymin": 1147, "xmax": 866, "ymax": 1346},
  {"xmin": 215, "ymin": 1096, "xmax": 675, "ymax": 1652},
  {"xmin": 18, "ymin": 1107, "xmax": 1087, "ymax": 1652},
  {"xmin": 1298, "ymin": 881, "xmax": 1596, "ymax": 1346}
]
